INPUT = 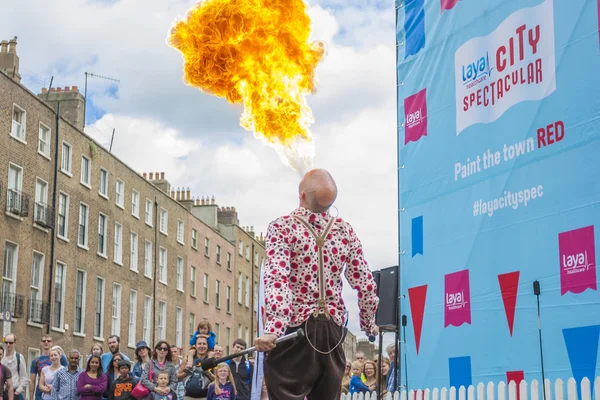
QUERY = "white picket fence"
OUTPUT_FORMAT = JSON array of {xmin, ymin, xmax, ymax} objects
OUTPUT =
[{"xmin": 341, "ymin": 377, "xmax": 600, "ymax": 400}]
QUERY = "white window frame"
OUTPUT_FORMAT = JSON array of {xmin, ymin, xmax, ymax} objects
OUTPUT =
[
  {"xmin": 80, "ymin": 155, "xmax": 91, "ymax": 188},
  {"xmin": 144, "ymin": 240, "xmax": 153, "ymax": 278},
  {"xmin": 57, "ymin": 192, "xmax": 70, "ymax": 240},
  {"xmin": 215, "ymin": 280, "xmax": 221, "ymax": 309},
  {"xmin": 159, "ymin": 247, "xmax": 167, "ymax": 284},
  {"xmin": 204, "ymin": 238, "xmax": 210, "ymax": 257},
  {"xmin": 128, "ymin": 290, "xmax": 137, "ymax": 346},
  {"xmin": 203, "ymin": 273, "xmax": 209, "ymax": 303},
  {"xmin": 94, "ymin": 277, "xmax": 106, "ymax": 339},
  {"xmin": 226, "ymin": 328, "xmax": 231, "ymax": 355},
  {"xmin": 237, "ymin": 324, "xmax": 242, "ymax": 340},
  {"xmin": 132, "ymin": 190, "xmax": 140, "ymax": 218},
  {"xmin": 245, "ymin": 276, "xmax": 250, "ymax": 308},
  {"xmin": 7, "ymin": 163, "xmax": 23, "ymax": 215},
  {"xmin": 227, "ymin": 253, "xmax": 232, "ymax": 271},
  {"xmin": 34, "ymin": 177, "xmax": 49, "ymax": 224},
  {"xmin": 158, "ymin": 301, "xmax": 167, "ymax": 340},
  {"xmin": 97, "ymin": 213, "xmax": 108, "ymax": 257},
  {"xmin": 142, "ymin": 295, "xmax": 152, "ymax": 343},
  {"xmin": 74, "ymin": 269, "xmax": 87, "ymax": 335},
  {"xmin": 2, "ymin": 242, "xmax": 18, "ymax": 306},
  {"xmin": 226, "ymin": 285, "xmax": 231, "ymax": 314},
  {"xmin": 52, "ymin": 262, "xmax": 67, "ymax": 330},
  {"xmin": 191, "ymin": 229, "xmax": 198, "ymax": 249},
  {"xmin": 175, "ymin": 307, "xmax": 183, "ymax": 348},
  {"xmin": 111, "ymin": 283, "xmax": 122, "ymax": 336},
  {"xmin": 216, "ymin": 245, "xmax": 221, "ymax": 264},
  {"xmin": 11, "ymin": 103, "xmax": 26, "ymax": 143},
  {"xmin": 61, "ymin": 141, "xmax": 72, "ymax": 176},
  {"xmin": 177, "ymin": 220, "xmax": 184, "ymax": 244},
  {"xmin": 159, "ymin": 208, "xmax": 168, "ymax": 235},
  {"xmin": 130, "ymin": 232, "xmax": 139, "ymax": 272},
  {"xmin": 38, "ymin": 122, "xmax": 51, "ymax": 159},
  {"xmin": 215, "ymin": 323, "xmax": 220, "ymax": 344},
  {"xmin": 78, "ymin": 202, "xmax": 89, "ymax": 249},
  {"xmin": 238, "ymin": 240, "xmax": 243, "ymax": 256},
  {"xmin": 190, "ymin": 266, "xmax": 197, "ymax": 297},
  {"xmin": 237, "ymin": 273, "xmax": 243, "ymax": 304},
  {"xmin": 29, "ymin": 251, "xmax": 45, "ymax": 323},
  {"xmin": 115, "ymin": 179, "xmax": 124, "ymax": 209},
  {"xmin": 114, "ymin": 222, "xmax": 123, "ymax": 265},
  {"xmin": 145, "ymin": 199, "xmax": 153, "ymax": 227},
  {"xmin": 99, "ymin": 168, "xmax": 109, "ymax": 199},
  {"xmin": 176, "ymin": 257, "xmax": 184, "ymax": 292},
  {"xmin": 189, "ymin": 313, "xmax": 196, "ymax": 338},
  {"xmin": 246, "ymin": 246, "xmax": 250, "ymax": 261}
]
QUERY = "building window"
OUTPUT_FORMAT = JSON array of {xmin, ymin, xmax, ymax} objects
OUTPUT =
[
  {"xmin": 128, "ymin": 290, "xmax": 137, "ymax": 346},
  {"xmin": 159, "ymin": 248, "xmax": 167, "ymax": 284},
  {"xmin": 11, "ymin": 104, "xmax": 26, "ymax": 142},
  {"xmin": 78, "ymin": 203, "xmax": 89, "ymax": 248},
  {"xmin": 226, "ymin": 286, "xmax": 231, "ymax": 314},
  {"xmin": 238, "ymin": 240, "xmax": 243, "ymax": 256},
  {"xmin": 215, "ymin": 323, "xmax": 220, "ymax": 344},
  {"xmin": 145, "ymin": 199, "xmax": 153, "ymax": 226},
  {"xmin": 158, "ymin": 301, "xmax": 166, "ymax": 340},
  {"xmin": 114, "ymin": 222, "xmax": 123, "ymax": 265},
  {"xmin": 237, "ymin": 324, "xmax": 242, "ymax": 340},
  {"xmin": 189, "ymin": 313, "xmax": 196, "ymax": 338},
  {"xmin": 61, "ymin": 142, "xmax": 72, "ymax": 174},
  {"xmin": 80, "ymin": 156, "xmax": 91, "ymax": 187},
  {"xmin": 227, "ymin": 253, "xmax": 232, "ymax": 271},
  {"xmin": 2, "ymin": 242, "xmax": 18, "ymax": 301},
  {"xmin": 53, "ymin": 262, "xmax": 66, "ymax": 329},
  {"xmin": 216, "ymin": 245, "xmax": 221, "ymax": 264},
  {"xmin": 29, "ymin": 252, "xmax": 45, "ymax": 322},
  {"xmin": 74, "ymin": 270, "xmax": 86, "ymax": 334},
  {"xmin": 34, "ymin": 178, "xmax": 49, "ymax": 223},
  {"xmin": 7, "ymin": 163, "xmax": 23, "ymax": 214},
  {"xmin": 245, "ymin": 327, "xmax": 250, "ymax": 346},
  {"xmin": 190, "ymin": 266, "xmax": 197, "ymax": 297},
  {"xmin": 111, "ymin": 283, "xmax": 122, "ymax": 335},
  {"xmin": 254, "ymin": 281, "xmax": 258, "ymax": 311},
  {"xmin": 97, "ymin": 213, "xmax": 108, "ymax": 256},
  {"xmin": 237, "ymin": 273, "xmax": 243, "ymax": 304},
  {"xmin": 94, "ymin": 277, "xmax": 105, "ymax": 338},
  {"xmin": 245, "ymin": 246, "xmax": 250, "ymax": 261},
  {"xmin": 203, "ymin": 273, "xmax": 209, "ymax": 303},
  {"xmin": 204, "ymin": 238, "xmax": 210, "ymax": 257},
  {"xmin": 177, "ymin": 220, "xmax": 184, "ymax": 244},
  {"xmin": 130, "ymin": 232, "xmax": 138, "ymax": 272},
  {"xmin": 254, "ymin": 253, "xmax": 259, "ymax": 267},
  {"xmin": 132, "ymin": 190, "xmax": 140, "ymax": 218},
  {"xmin": 143, "ymin": 296, "xmax": 152, "ymax": 343},
  {"xmin": 38, "ymin": 123, "xmax": 50, "ymax": 158},
  {"xmin": 191, "ymin": 229, "xmax": 197, "ymax": 249},
  {"xmin": 99, "ymin": 168, "xmax": 109, "ymax": 198},
  {"xmin": 226, "ymin": 328, "xmax": 231, "ymax": 355},
  {"xmin": 160, "ymin": 208, "xmax": 168, "ymax": 234},
  {"xmin": 176, "ymin": 257, "xmax": 184, "ymax": 292},
  {"xmin": 245, "ymin": 276, "xmax": 250, "ymax": 308},
  {"xmin": 176, "ymin": 307, "xmax": 183, "ymax": 348},
  {"xmin": 215, "ymin": 280, "xmax": 221, "ymax": 309},
  {"xmin": 57, "ymin": 192, "xmax": 69, "ymax": 239},
  {"xmin": 144, "ymin": 240, "xmax": 153, "ymax": 278},
  {"xmin": 115, "ymin": 179, "xmax": 124, "ymax": 208}
]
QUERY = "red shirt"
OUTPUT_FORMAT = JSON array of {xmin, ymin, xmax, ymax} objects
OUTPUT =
[{"xmin": 263, "ymin": 207, "xmax": 379, "ymax": 337}]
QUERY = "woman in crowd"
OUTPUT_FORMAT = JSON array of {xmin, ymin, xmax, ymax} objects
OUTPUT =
[
  {"xmin": 77, "ymin": 355, "xmax": 107, "ymax": 400},
  {"xmin": 133, "ymin": 341, "xmax": 152, "ymax": 379},
  {"xmin": 140, "ymin": 341, "xmax": 179, "ymax": 400},
  {"xmin": 341, "ymin": 360, "xmax": 352, "ymax": 395},
  {"xmin": 103, "ymin": 354, "xmax": 123, "ymax": 399},
  {"xmin": 364, "ymin": 360, "xmax": 379, "ymax": 393},
  {"xmin": 39, "ymin": 348, "xmax": 64, "ymax": 400}
]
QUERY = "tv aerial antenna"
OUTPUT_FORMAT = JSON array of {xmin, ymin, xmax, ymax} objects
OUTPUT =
[{"xmin": 83, "ymin": 72, "xmax": 120, "ymax": 129}]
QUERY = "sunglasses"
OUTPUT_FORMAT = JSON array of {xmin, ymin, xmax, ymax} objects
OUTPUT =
[
  {"xmin": 4, "ymin": 342, "xmax": 14, "ymax": 345},
  {"xmin": 157, "ymin": 347, "xmax": 169, "ymax": 351},
  {"xmin": 113, "ymin": 359, "xmax": 122, "ymax": 362},
  {"xmin": 42, "ymin": 340, "xmax": 52, "ymax": 343}
]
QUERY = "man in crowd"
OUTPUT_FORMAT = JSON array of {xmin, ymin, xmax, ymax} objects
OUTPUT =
[
  {"xmin": 255, "ymin": 168, "xmax": 379, "ymax": 399},
  {"xmin": 102, "ymin": 335, "xmax": 130, "ymax": 372},
  {"xmin": 51, "ymin": 350, "xmax": 84, "ymax": 400},
  {"xmin": 225, "ymin": 339, "xmax": 253, "ymax": 400},
  {"xmin": 30, "ymin": 335, "xmax": 68, "ymax": 400},
  {"xmin": 1, "ymin": 334, "xmax": 29, "ymax": 400}
]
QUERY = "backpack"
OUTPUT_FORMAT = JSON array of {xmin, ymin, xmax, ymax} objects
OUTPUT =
[{"xmin": 184, "ymin": 360, "xmax": 210, "ymax": 398}]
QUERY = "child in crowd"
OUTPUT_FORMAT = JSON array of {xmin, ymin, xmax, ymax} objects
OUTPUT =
[
  {"xmin": 108, "ymin": 361, "xmax": 137, "ymax": 400},
  {"xmin": 206, "ymin": 363, "xmax": 236, "ymax": 400},
  {"xmin": 151, "ymin": 372, "xmax": 174, "ymax": 400},
  {"xmin": 349, "ymin": 361, "xmax": 370, "ymax": 394},
  {"xmin": 189, "ymin": 321, "xmax": 216, "ymax": 350}
]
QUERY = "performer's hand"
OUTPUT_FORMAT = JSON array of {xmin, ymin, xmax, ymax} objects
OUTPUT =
[
  {"xmin": 371, "ymin": 325, "xmax": 379, "ymax": 337},
  {"xmin": 254, "ymin": 334, "xmax": 278, "ymax": 352}
]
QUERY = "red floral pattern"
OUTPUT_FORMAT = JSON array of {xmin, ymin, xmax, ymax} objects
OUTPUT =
[{"xmin": 264, "ymin": 207, "xmax": 379, "ymax": 337}]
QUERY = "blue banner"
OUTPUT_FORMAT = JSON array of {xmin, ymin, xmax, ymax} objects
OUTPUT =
[{"xmin": 397, "ymin": 0, "xmax": 600, "ymax": 390}]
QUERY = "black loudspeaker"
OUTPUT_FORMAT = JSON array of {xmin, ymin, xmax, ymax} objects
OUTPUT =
[{"xmin": 373, "ymin": 265, "xmax": 399, "ymax": 330}]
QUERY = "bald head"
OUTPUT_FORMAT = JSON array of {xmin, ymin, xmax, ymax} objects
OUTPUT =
[{"xmin": 299, "ymin": 169, "xmax": 338, "ymax": 212}]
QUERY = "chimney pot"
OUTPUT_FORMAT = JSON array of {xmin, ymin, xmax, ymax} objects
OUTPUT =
[
  {"xmin": 211, "ymin": 196, "xmax": 215, "ymax": 205},
  {"xmin": 186, "ymin": 188, "xmax": 190, "ymax": 200},
  {"xmin": 170, "ymin": 190, "xmax": 175, "ymax": 199},
  {"xmin": 72, "ymin": 85, "xmax": 78, "ymax": 91},
  {"xmin": 50, "ymin": 88, "xmax": 56, "ymax": 92},
  {"xmin": 161, "ymin": 172, "xmax": 165, "ymax": 179},
  {"xmin": 0, "ymin": 41, "xmax": 7, "ymax": 53},
  {"xmin": 143, "ymin": 172, "xmax": 147, "ymax": 179},
  {"xmin": 56, "ymin": 87, "xmax": 62, "ymax": 92},
  {"xmin": 149, "ymin": 172, "xmax": 154, "ymax": 179},
  {"xmin": 64, "ymin": 86, "xmax": 70, "ymax": 91},
  {"xmin": 155, "ymin": 172, "xmax": 160, "ymax": 180},
  {"xmin": 8, "ymin": 37, "xmax": 17, "ymax": 53},
  {"xmin": 41, "ymin": 88, "xmax": 47, "ymax": 93}
]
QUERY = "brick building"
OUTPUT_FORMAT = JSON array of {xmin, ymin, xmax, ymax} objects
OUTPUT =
[{"xmin": 0, "ymin": 38, "xmax": 253, "ymax": 365}]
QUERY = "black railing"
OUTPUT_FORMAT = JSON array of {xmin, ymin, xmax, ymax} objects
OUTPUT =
[
  {"xmin": 0, "ymin": 292, "xmax": 25, "ymax": 318},
  {"xmin": 34, "ymin": 202, "xmax": 55, "ymax": 229},
  {"xmin": 28, "ymin": 298, "xmax": 51, "ymax": 324},
  {"xmin": 6, "ymin": 189, "xmax": 29, "ymax": 217}
]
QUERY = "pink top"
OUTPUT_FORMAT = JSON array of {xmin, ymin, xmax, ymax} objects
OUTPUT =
[{"xmin": 263, "ymin": 207, "xmax": 379, "ymax": 336}]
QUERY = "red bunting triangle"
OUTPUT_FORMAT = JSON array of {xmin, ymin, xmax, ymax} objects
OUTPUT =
[
  {"xmin": 498, "ymin": 271, "xmax": 520, "ymax": 336},
  {"xmin": 408, "ymin": 285, "xmax": 428, "ymax": 354},
  {"xmin": 506, "ymin": 370, "xmax": 524, "ymax": 400}
]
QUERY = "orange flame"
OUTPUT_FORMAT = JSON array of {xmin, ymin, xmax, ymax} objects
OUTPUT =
[{"xmin": 168, "ymin": 0, "xmax": 324, "ymax": 154}]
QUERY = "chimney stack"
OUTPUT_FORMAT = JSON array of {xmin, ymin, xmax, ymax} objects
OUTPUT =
[
  {"xmin": 0, "ymin": 37, "xmax": 21, "ymax": 83},
  {"xmin": 37, "ymin": 79, "xmax": 85, "ymax": 130}
]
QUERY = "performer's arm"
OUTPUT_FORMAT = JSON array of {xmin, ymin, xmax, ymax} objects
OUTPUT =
[
  {"xmin": 345, "ymin": 224, "xmax": 379, "ymax": 336},
  {"xmin": 263, "ymin": 221, "xmax": 292, "ymax": 337}
]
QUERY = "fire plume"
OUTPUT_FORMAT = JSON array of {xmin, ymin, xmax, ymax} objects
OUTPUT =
[{"xmin": 168, "ymin": 0, "xmax": 324, "ymax": 169}]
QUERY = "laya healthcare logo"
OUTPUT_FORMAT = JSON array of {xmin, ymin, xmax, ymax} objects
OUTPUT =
[
  {"xmin": 454, "ymin": 0, "xmax": 556, "ymax": 134},
  {"xmin": 559, "ymin": 225, "xmax": 596, "ymax": 295},
  {"xmin": 404, "ymin": 88, "xmax": 428, "ymax": 145},
  {"xmin": 444, "ymin": 269, "xmax": 471, "ymax": 327}
]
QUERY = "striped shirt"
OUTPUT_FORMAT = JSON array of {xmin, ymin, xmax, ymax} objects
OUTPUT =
[{"xmin": 51, "ymin": 367, "xmax": 83, "ymax": 400}]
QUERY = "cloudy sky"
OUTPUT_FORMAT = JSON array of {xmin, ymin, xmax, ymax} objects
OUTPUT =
[{"xmin": 3, "ymin": 0, "xmax": 398, "ymax": 345}]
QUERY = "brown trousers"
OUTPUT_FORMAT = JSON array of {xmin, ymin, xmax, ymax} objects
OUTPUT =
[{"xmin": 264, "ymin": 315, "xmax": 347, "ymax": 400}]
